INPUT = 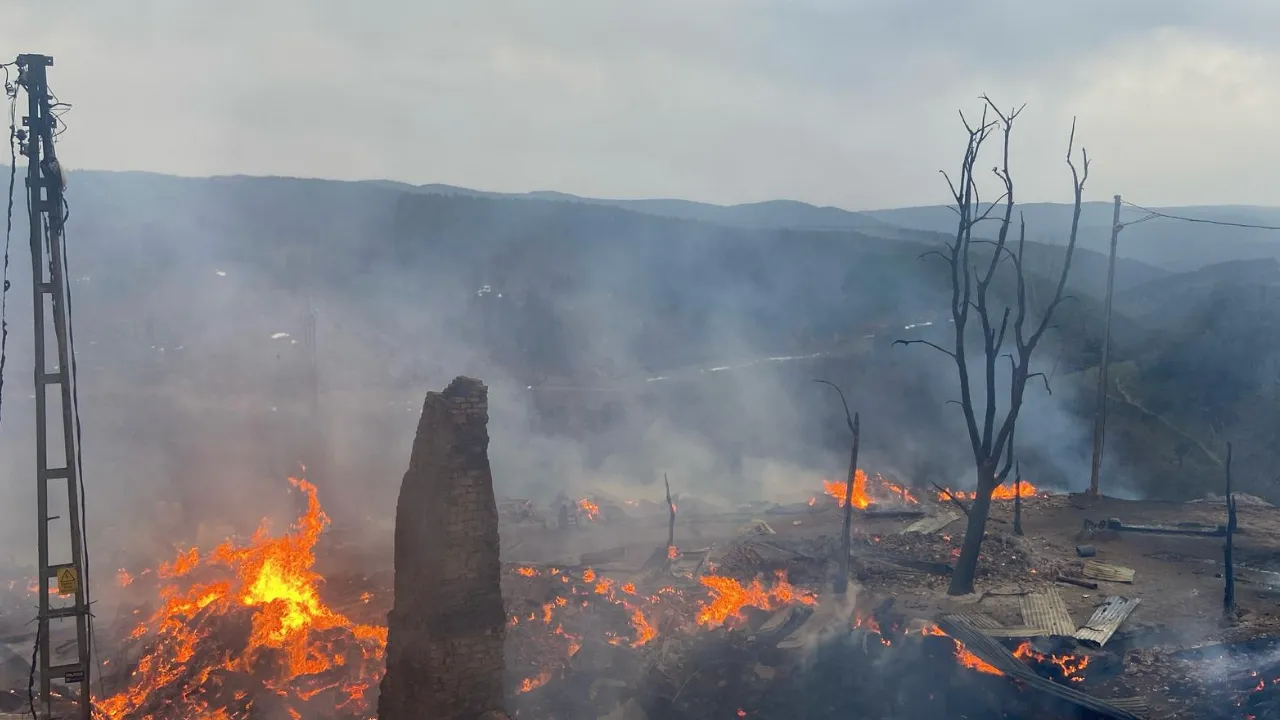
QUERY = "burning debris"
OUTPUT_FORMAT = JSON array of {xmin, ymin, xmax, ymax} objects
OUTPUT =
[
  {"xmin": 810, "ymin": 470, "xmax": 918, "ymax": 509},
  {"xmin": 96, "ymin": 478, "xmax": 386, "ymax": 720},
  {"xmin": 806, "ymin": 469, "xmax": 1041, "ymax": 511}
]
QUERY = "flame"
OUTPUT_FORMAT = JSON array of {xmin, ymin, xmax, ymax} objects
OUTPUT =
[
  {"xmin": 937, "ymin": 481, "xmax": 1038, "ymax": 503},
  {"xmin": 629, "ymin": 609, "xmax": 656, "ymax": 647},
  {"xmin": 1012, "ymin": 640, "xmax": 1090, "ymax": 682},
  {"xmin": 97, "ymin": 477, "xmax": 387, "ymax": 719},
  {"xmin": 954, "ymin": 644, "xmax": 1004, "ymax": 676},
  {"xmin": 577, "ymin": 498, "xmax": 600, "ymax": 521},
  {"xmin": 668, "ymin": 546, "xmax": 679, "ymax": 560},
  {"xmin": 696, "ymin": 570, "xmax": 816, "ymax": 627},
  {"xmin": 821, "ymin": 470, "xmax": 919, "ymax": 509},
  {"xmin": 519, "ymin": 669, "xmax": 553, "ymax": 693},
  {"xmin": 117, "ymin": 569, "xmax": 134, "ymax": 588}
]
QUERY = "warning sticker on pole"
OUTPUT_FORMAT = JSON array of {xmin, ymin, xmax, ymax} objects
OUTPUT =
[{"xmin": 56, "ymin": 567, "xmax": 78, "ymax": 595}]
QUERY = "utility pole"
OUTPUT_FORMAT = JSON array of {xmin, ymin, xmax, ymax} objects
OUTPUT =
[
  {"xmin": 16, "ymin": 54, "xmax": 94, "ymax": 720},
  {"xmin": 1088, "ymin": 195, "xmax": 1123, "ymax": 497}
]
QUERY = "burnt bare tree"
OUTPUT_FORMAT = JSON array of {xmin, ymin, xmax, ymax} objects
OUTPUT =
[{"xmin": 896, "ymin": 97, "xmax": 1089, "ymax": 595}]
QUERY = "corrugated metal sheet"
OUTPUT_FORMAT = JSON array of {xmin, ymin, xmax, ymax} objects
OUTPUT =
[
  {"xmin": 1082, "ymin": 560, "xmax": 1136, "ymax": 584},
  {"xmin": 938, "ymin": 616, "xmax": 1142, "ymax": 720},
  {"xmin": 1020, "ymin": 587, "xmax": 1076, "ymax": 637},
  {"xmin": 983, "ymin": 625, "xmax": 1049, "ymax": 638},
  {"xmin": 902, "ymin": 512, "xmax": 960, "ymax": 535},
  {"xmin": 1075, "ymin": 596, "xmax": 1141, "ymax": 648},
  {"xmin": 948, "ymin": 612, "xmax": 1002, "ymax": 630},
  {"xmin": 947, "ymin": 611, "xmax": 1048, "ymax": 638},
  {"xmin": 1107, "ymin": 696, "xmax": 1150, "ymax": 714}
]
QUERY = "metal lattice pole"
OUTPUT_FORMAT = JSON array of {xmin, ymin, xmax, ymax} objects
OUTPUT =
[{"xmin": 18, "ymin": 53, "xmax": 93, "ymax": 720}]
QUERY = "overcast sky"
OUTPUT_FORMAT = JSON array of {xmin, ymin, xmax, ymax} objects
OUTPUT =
[{"xmin": 4, "ymin": 1, "xmax": 1279, "ymax": 210}]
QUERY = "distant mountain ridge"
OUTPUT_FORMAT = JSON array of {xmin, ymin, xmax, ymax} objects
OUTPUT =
[{"xmin": 363, "ymin": 178, "xmax": 1280, "ymax": 272}]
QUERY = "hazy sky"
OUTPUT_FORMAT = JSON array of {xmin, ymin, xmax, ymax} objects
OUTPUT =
[{"xmin": 4, "ymin": 1, "xmax": 1279, "ymax": 209}]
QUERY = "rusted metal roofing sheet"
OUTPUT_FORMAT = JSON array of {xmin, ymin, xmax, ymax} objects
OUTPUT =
[
  {"xmin": 1075, "ymin": 596, "xmax": 1141, "ymax": 648},
  {"xmin": 938, "ymin": 616, "xmax": 1142, "ymax": 720},
  {"xmin": 1082, "ymin": 560, "xmax": 1136, "ymax": 584},
  {"xmin": 1020, "ymin": 587, "xmax": 1076, "ymax": 637},
  {"xmin": 902, "ymin": 511, "xmax": 960, "ymax": 535}
]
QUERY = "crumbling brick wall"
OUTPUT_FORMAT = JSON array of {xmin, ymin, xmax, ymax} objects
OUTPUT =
[{"xmin": 378, "ymin": 376, "xmax": 508, "ymax": 720}]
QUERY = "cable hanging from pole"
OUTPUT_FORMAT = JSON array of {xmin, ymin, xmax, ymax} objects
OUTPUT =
[
  {"xmin": 1121, "ymin": 200, "xmax": 1280, "ymax": 231},
  {"xmin": 1, "ymin": 61, "xmax": 18, "ymax": 429}
]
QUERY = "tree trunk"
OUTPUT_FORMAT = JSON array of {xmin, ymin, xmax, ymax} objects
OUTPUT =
[{"xmin": 948, "ymin": 464, "xmax": 997, "ymax": 595}]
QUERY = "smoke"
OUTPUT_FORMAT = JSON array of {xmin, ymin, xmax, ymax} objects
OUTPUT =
[{"xmin": 0, "ymin": 167, "xmax": 1124, "ymax": 581}]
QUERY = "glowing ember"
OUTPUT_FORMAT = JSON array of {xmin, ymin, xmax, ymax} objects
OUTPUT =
[
  {"xmin": 696, "ymin": 570, "xmax": 816, "ymax": 627},
  {"xmin": 97, "ymin": 477, "xmax": 387, "ymax": 720},
  {"xmin": 937, "ymin": 480, "xmax": 1038, "ymax": 502},
  {"xmin": 667, "ymin": 545, "xmax": 679, "ymax": 560},
  {"xmin": 577, "ymin": 498, "xmax": 601, "ymax": 521},
  {"xmin": 821, "ymin": 470, "xmax": 919, "ymax": 509}
]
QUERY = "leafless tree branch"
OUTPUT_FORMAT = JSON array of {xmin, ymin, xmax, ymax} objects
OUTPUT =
[
  {"xmin": 813, "ymin": 379, "xmax": 856, "ymax": 434},
  {"xmin": 892, "ymin": 339, "xmax": 957, "ymax": 359}
]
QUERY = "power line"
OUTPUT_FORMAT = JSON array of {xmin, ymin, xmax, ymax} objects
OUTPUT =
[{"xmin": 1121, "ymin": 200, "xmax": 1280, "ymax": 231}]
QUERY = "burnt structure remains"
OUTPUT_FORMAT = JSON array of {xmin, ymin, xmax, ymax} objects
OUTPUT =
[{"xmin": 378, "ymin": 377, "xmax": 508, "ymax": 720}]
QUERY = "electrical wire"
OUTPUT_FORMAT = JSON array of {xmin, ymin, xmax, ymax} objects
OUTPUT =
[
  {"xmin": 58, "ymin": 190, "xmax": 105, "ymax": 703},
  {"xmin": 43, "ymin": 78, "xmax": 104, "ymax": 705},
  {"xmin": 27, "ymin": 621, "xmax": 40, "ymax": 720},
  {"xmin": 1121, "ymin": 200, "xmax": 1280, "ymax": 231},
  {"xmin": 2, "ymin": 69, "xmax": 17, "ymax": 427}
]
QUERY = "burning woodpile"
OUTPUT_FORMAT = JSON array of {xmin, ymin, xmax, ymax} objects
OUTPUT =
[{"xmin": 95, "ymin": 477, "xmax": 386, "ymax": 720}]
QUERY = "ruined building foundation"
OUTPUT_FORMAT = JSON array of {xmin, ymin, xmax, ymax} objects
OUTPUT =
[{"xmin": 378, "ymin": 377, "xmax": 508, "ymax": 720}]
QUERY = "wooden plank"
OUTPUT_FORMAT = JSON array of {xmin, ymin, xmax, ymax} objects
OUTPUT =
[
  {"xmin": 902, "ymin": 512, "xmax": 960, "ymax": 535},
  {"xmin": 1082, "ymin": 560, "xmax": 1136, "ymax": 584},
  {"xmin": 1075, "ymin": 596, "xmax": 1141, "ymax": 648},
  {"xmin": 1020, "ymin": 587, "xmax": 1076, "ymax": 637}
]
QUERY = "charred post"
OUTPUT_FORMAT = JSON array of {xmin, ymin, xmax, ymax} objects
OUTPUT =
[
  {"xmin": 1223, "ymin": 442, "xmax": 1237, "ymax": 620},
  {"xmin": 1013, "ymin": 461, "xmax": 1024, "ymax": 537},
  {"xmin": 664, "ymin": 473, "xmax": 676, "ymax": 555},
  {"xmin": 378, "ymin": 377, "xmax": 508, "ymax": 720},
  {"xmin": 838, "ymin": 413, "xmax": 861, "ymax": 595},
  {"xmin": 814, "ymin": 379, "xmax": 860, "ymax": 595}
]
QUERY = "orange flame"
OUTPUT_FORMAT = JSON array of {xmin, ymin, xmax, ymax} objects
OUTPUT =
[
  {"xmin": 695, "ymin": 570, "xmax": 816, "ymax": 627},
  {"xmin": 936, "ymin": 481, "xmax": 1038, "ymax": 503},
  {"xmin": 1013, "ymin": 640, "xmax": 1089, "ymax": 682},
  {"xmin": 97, "ymin": 477, "xmax": 387, "ymax": 719},
  {"xmin": 821, "ymin": 470, "xmax": 919, "ymax": 509},
  {"xmin": 577, "ymin": 498, "xmax": 600, "ymax": 521},
  {"xmin": 954, "ymin": 644, "xmax": 1004, "ymax": 676}
]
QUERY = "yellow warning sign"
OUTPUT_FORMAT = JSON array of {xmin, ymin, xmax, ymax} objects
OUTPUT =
[{"xmin": 56, "ymin": 567, "xmax": 78, "ymax": 596}]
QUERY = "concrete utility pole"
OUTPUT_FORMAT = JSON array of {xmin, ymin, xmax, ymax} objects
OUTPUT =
[
  {"xmin": 17, "ymin": 53, "xmax": 94, "ymax": 720},
  {"xmin": 1088, "ymin": 195, "xmax": 1123, "ymax": 497}
]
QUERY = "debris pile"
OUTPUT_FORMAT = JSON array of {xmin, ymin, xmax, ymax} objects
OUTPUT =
[{"xmin": 96, "ymin": 478, "xmax": 386, "ymax": 720}]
